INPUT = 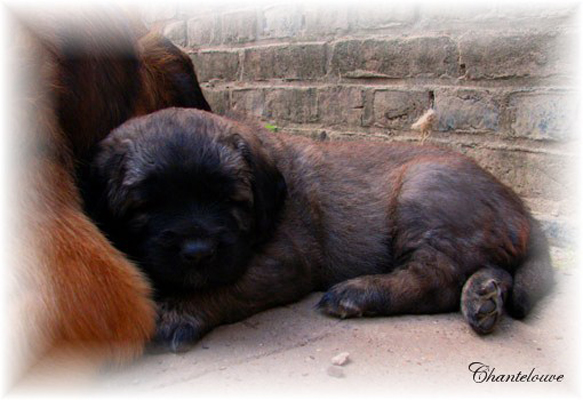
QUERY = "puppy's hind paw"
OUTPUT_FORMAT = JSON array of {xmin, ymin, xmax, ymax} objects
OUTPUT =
[{"xmin": 462, "ymin": 278, "xmax": 506, "ymax": 335}]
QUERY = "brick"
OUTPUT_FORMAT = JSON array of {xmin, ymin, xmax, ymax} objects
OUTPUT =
[
  {"xmin": 459, "ymin": 32, "xmax": 567, "ymax": 80},
  {"xmin": 418, "ymin": 3, "xmax": 500, "ymax": 28},
  {"xmin": 187, "ymin": 15, "xmax": 222, "ymax": 47},
  {"xmin": 462, "ymin": 148, "xmax": 570, "ymax": 203},
  {"xmin": 281, "ymin": 127, "xmax": 332, "ymax": 142},
  {"xmin": 317, "ymin": 87, "xmax": 364, "ymax": 127},
  {"xmin": 506, "ymin": 92, "xmax": 577, "ymax": 141},
  {"xmin": 261, "ymin": 4, "xmax": 303, "ymax": 39},
  {"xmin": 231, "ymin": 89, "xmax": 265, "ymax": 119},
  {"xmin": 422, "ymin": 3, "xmax": 567, "ymax": 20},
  {"xmin": 331, "ymin": 37, "xmax": 458, "ymax": 79},
  {"xmin": 201, "ymin": 88, "xmax": 229, "ymax": 115},
  {"xmin": 304, "ymin": 5, "xmax": 350, "ymax": 37},
  {"xmin": 163, "ymin": 21, "xmax": 186, "ymax": 48},
  {"xmin": 222, "ymin": 10, "xmax": 257, "ymax": 44},
  {"xmin": 361, "ymin": 90, "xmax": 376, "ymax": 127},
  {"xmin": 348, "ymin": 3, "xmax": 416, "ymax": 29},
  {"xmin": 243, "ymin": 44, "xmax": 327, "ymax": 81},
  {"xmin": 373, "ymin": 90, "xmax": 431, "ymax": 129},
  {"xmin": 191, "ymin": 51, "xmax": 239, "ymax": 82},
  {"xmin": 421, "ymin": 3, "xmax": 577, "ymax": 28},
  {"xmin": 265, "ymin": 88, "xmax": 318, "ymax": 124},
  {"xmin": 435, "ymin": 89, "xmax": 500, "ymax": 132}
]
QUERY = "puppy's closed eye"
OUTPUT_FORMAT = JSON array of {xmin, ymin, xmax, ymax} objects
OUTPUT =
[
  {"xmin": 158, "ymin": 230, "xmax": 178, "ymax": 245},
  {"xmin": 129, "ymin": 213, "xmax": 150, "ymax": 230},
  {"xmin": 159, "ymin": 230, "xmax": 178, "ymax": 240}
]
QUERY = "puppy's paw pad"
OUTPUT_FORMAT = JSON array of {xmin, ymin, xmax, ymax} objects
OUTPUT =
[
  {"xmin": 463, "ymin": 279, "xmax": 504, "ymax": 335},
  {"xmin": 317, "ymin": 281, "xmax": 372, "ymax": 319}
]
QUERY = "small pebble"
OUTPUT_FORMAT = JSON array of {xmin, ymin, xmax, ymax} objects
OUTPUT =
[
  {"xmin": 331, "ymin": 352, "xmax": 350, "ymax": 366},
  {"xmin": 326, "ymin": 366, "xmax": 345, "ymax": 378}
]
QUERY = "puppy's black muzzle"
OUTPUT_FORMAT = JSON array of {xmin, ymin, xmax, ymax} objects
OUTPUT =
[{"xmin": 180, "ymin": 239, "xmax": 215, "ymax": 264}]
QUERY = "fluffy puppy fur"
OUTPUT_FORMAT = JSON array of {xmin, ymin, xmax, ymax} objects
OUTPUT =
[
  {"xmin": 10, "ymin": 6, "xmax": 210, "ymax": 377},
  {"xmin": 88, "ymin": 108, "xmax": 554, "ymax": 353}
]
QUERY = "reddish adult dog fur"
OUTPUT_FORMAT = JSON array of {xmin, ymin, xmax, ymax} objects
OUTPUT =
[{"xmin": 10, "ymin": 6, "xmax": 210, "ymax": 376}]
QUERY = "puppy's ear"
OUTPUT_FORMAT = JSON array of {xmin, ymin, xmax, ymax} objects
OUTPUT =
[
  {"xmin": 86, "ymin": 136, "xmax": 142, "ymax": 219},
  {"xmin": 232, "ymin": 133, "xmax": 286, "ymax": 244}
]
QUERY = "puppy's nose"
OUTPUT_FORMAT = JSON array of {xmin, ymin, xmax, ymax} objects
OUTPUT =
[{"xmin": 180, "ymin": 239, "xmax": 214, "ymax": 263}]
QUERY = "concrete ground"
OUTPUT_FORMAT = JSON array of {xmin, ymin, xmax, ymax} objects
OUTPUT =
[{"xmin": 13, "ymin": 250, "xmax": 581, "ymax": 399}]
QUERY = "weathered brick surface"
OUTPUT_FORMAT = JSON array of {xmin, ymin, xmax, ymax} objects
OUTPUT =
[
  {"xmin": 347, "ymin": 3, "xmax": 416, "ymax": 30},
  {"xmin": 373, "ymin": 90, "xmax": 431, "ymax": 129},
  {"xmin": 435, "ymin": 89, "xmax": 500, "ymax": 132},
  {"xmin": 261, "ymin": 4, "xmax": 303, "ymax": 39},
  {"xmin": 231, "ymin": 89, "xmax": 265, "ymax": 119},
  {"xmin": 459, "ymin": 32, "xmax": 568, "ymax": 80},
  {"xmin": 462, "ymin": 147, "xmax": 571, "ymax": 203},
  {"xmin": 265, "ymin": 88, "xmax": 318, "ymax": 124},
  {"xmin": 317, "ymin": 87, "xmax": 364, "ymax": 127},
  {"xmin": 191, "ymin": 51, "xmax": 239, "ymax": 82},
  {"xmin": 243, "ymin": 44, "xmax": 327, "ymax": 81},
  {"xmin": 202, "ymin": 89, "xmax": 230, "ymax": 115},
  {"xmin": 505, "ymin": 92, "xmax": 577, "ymax": 141},
  {"xmin": 155, "ymin": 3, "xmax": 577, "ymax": 245},
  {"xmin": 222, "ymin": 10, "xmax": 258, "ymax": 44},
  {"xmin": 187, "ymin": 16, "xmax": 222, "ymax": 47},
  {"xmin": 331, "ymin": 37, "xmax": 459, "ymax": 79},
  {"xmin": 303, "ymin": 5, "xmax": 350, "ymax": 37}
]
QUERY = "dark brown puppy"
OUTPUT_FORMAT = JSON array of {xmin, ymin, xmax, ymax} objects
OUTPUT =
[
  {"xmin": 11, "ymin": 6, "xmax": 210, "ymax": 375},
  {"xmin": 89, "ymin": 108, "xmax": 554, "ymax": 353}
]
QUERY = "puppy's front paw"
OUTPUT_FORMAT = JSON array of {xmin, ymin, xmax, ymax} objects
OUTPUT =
[
  {"xmin": 317, "ymin": 279, "xmax": 378, "ymax": 319},
  {"xmin": 149, "ymin": 307, "xmax": 207, "ymax": 353}
]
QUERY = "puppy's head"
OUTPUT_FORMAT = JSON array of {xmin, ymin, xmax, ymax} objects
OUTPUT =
[{"xmin": 91, "ymin": 108, "xmax": 285, "ymax": 292}]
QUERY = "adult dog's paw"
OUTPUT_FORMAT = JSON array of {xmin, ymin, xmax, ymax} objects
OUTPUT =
[
  {"xmin": 148, "ymin": 306, "xmax": 207, "ymax": 353},
  {"xmin": 317, "ymin": 279, "xmax": 378, "ymax": 319}
]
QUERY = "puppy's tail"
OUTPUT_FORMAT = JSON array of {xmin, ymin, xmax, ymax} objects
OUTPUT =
[{"xmin": 507, "ymin": 217, "xmax": 555, "ymax": 319}]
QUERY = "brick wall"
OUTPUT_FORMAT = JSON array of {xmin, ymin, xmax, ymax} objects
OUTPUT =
[{"xmin": 145, "ymin": 2, "xmax": 579, "ymax": 247}]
